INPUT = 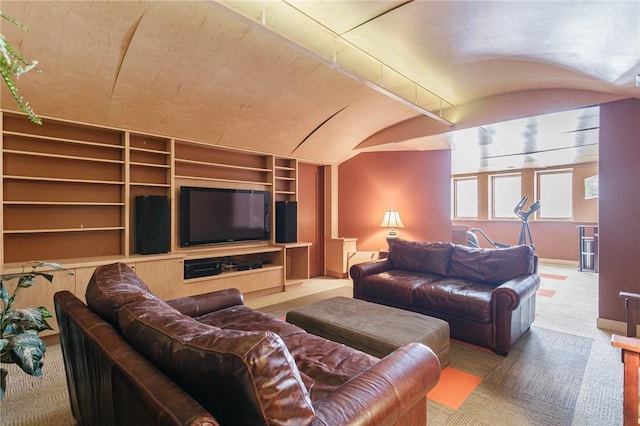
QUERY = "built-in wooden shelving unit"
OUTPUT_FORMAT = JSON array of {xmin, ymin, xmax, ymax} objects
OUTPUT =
[
  {"xmin": 2, "ymin": 114, "xmax": 125, "ymax": 263},
  {"xmin": 273, "ymin": 157, "xmax": 297, "ymax": 202},
  {"xmin": 1, "ymin": 111, "xmax": 308, "ymax": 307}
]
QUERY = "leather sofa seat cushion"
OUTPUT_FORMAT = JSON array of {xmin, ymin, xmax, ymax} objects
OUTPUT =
[
  {"xmin": 412, "ymin": 278, "xmax": 494, "ymax": 323},
  {"xmin": 85, "ymin": 262, "xmax": 152, "ymax": 326},
  {"xmin": 448, "ymin": 245, "xmax": 535, "ymax": 284},
  {"xmin": 119, "ymin": 298, "xmax": 315, "ymax": 426},
  {"xmin": 196, "ymin": 304, "xmax": 306, "ymax": 339},
  {"xmin": 388, "ymin": 239, "xmax": 453, "ymax": 276},
  {"xmin": 282, "ymin": 332, "xmax": 378, "ymax": 402},
  {"xmin": 359, "ymin": 270, "xmax": 442, "ymax": 306},
  {"xmin": 198, "ymin": 304, "xmax": 380, "ymax": 403}
]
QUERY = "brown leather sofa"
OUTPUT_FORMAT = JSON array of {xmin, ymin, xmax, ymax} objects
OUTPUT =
[
  {"xmin": 350, "ymin": 239, "xmax": 541, "ymax": 355},
  {"xmin": 55, "ymin": 262, "xmax": 441, "ymax": 426}
]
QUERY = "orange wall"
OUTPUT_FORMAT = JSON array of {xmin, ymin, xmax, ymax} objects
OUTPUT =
[
  {"xmin": 454, "ymin": 161, "xmax": 599, "ymax": 262},
  {"xmin": 598, "ymin": 98, "xmax": 640, "ymax": 323},
  {"xmin": 337, "ymin": 98, "xmax": 638, "ymax": 326},
  {"xmin": 453, "ymin": 220, "xmax": 597, "ymax": 263},
  {"xmin": 338, "ymin": 150, "xmax": 451, "ymax": 251}
]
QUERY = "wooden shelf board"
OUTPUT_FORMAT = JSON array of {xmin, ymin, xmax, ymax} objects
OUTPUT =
[
  {"xmin": 2, "ymin": 130, "xmax": 125, "ymax": 150},
  {"xmin": 129, "ymin": 146, "xmax": 170, "ymax": 155},
  {"xmin": 4, "ymin": 226, "xmax": 125, "ymax": 234},
  {"xmin": 175, "ymin": 175, "xmax": 272, "ymax": 186},
  {"xmin": 3, "ymin": 149, "xmax": 124, "ymax": 164},
  {"xmin": 3, "ymin": 201, "xmax": 125, "ymax": 206},
  {"xmin": 175, "ymin": 158, "xmax": 270, "ymax": 173},
  {"xmin": 130, "ymin": 162, "xmax": 171, "ymax": 168},
  {"xmin": 130, "ymin": 182, "xmax": 171, "ymax": 187},
  {"xmin": 3, "ymin": 175, "xmax": 125, "ymax": 185}
]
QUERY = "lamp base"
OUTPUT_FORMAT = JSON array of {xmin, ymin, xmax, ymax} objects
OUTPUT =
[{"xmin": 386, "ymin": 230, "xmax": 399, "ymax": 248}]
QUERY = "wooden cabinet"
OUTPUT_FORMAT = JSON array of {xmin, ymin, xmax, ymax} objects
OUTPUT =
[
  {"xmin": 1, "ymin": 112, "xmax": 307, "ymax": 300},
  {"xmin": 182, "ymin": 245, "xmax": 284, "ymax": 296},
  {"xmin": 325, "ymin": 238, "xmax": 358, "ymax": 278},
  {"xmin": 130, "ymin": 257, "xmax": 184, "ymax": 300},
  {"xmin": 281, "ymin": 242, "xmax": 310, "ymax": 286}
]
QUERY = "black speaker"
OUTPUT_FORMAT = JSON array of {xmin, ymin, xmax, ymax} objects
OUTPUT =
[
  {"xmin": 136, "ymin": 195, "xmax": 169, "ymax": 255},
  {"xmin": 275, "ymin": 201, "xmax": 297, "ymax": 243}
]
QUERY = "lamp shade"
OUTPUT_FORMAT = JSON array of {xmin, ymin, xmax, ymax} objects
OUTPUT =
[{"xmin": 380, "ymin": 210, "xmax": 404, "ymax": 229}]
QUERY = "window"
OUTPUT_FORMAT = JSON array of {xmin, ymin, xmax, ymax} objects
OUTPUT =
[
  {"xmin": 491, "ymin": 174, "xmax": 521, "ymax": 219},
  {"xmin": 453, "ymin": 177, "xmax": 478, "ymax": 218},
  {"xmin": 537, "ymin": 170, "xmax": 572, "ymax": 219}
]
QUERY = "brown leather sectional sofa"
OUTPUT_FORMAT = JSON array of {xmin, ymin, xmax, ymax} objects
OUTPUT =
[
  {"xmin": 54, "ymin": 262, "xmax": 441, "ymax": 426},
  {"xmin": 350, "ymin": 239, "xmax": 541, "ymax": 355}
]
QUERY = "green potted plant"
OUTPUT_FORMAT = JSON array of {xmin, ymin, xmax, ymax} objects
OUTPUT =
[
  {"xmin": 0, "ymin": 11, "xmax": 41, "ymax": 124},
  {"xmin": 0, "ymin": 261, "xmax": 71, "ymax": 400}
]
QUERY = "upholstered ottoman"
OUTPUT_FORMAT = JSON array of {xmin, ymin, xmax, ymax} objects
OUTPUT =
[{"xmin": 286, "ymin": 296, "xmax": 450, "ymax": 368}]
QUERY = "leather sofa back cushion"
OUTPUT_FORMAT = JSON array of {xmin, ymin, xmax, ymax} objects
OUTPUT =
[
  {"xmin": 85, "ymin": 262, "xmax": 152, "ymax": 326},
  {"xmin": 119, "ymin": 298, "xmax": 315, "ymax": 426},
  {"xmin": 388, "ymin": 239, "xmax": 453, "ymax": 276},
  {"xmin": 448, "ymin": 245, "xmax": 535, "ymax": 284}
]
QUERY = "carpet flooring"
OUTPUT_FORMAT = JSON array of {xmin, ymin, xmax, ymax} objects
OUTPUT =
[{"xmin": 0, "ymin": 263, "xmax": 623, "ymax": 425}]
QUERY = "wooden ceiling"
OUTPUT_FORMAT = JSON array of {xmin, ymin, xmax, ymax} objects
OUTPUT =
[{"xmin": 1, "ymin": 1, "xmax": 638, "ymax": 164}]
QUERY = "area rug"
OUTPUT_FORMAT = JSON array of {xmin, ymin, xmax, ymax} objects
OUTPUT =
[
  {"xmin": 1, "ymin": 344, "xmax": 74, "ymax": 426},
  {"xmin": 0, "ymin": 280, "xmax": 607, "ymax": 425},
  {"xmin": 429, "ymin": 326, "xmax": 593, "ymax": 425}
]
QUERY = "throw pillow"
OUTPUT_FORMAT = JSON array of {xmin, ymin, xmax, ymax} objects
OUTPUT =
[
  {"xmin": 388, "ymin": 239, "xmax": 453, "ymax": 276},
  {"xmin": 448, "ymin": 244, "xmax": 535, "ymax": 284}
]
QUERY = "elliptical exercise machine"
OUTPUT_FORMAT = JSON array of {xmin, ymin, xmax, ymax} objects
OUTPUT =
[{"xmin": 467, "ymin": 196, "xmax": 540, "ymax": 250}]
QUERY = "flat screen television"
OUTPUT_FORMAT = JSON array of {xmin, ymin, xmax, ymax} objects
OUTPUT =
[{"xmin": 180, "ymin": 186, "xmax": 271, "ymax": 247}]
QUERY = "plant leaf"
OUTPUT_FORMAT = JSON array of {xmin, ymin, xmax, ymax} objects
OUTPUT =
[
  {"xmin": 4, "ymin": 308, "xmax": 53, "ymax": 334},
  {"xmin": 6, "ymin": 331, "xmax": 45, "ymax": 376},
  {"xmin": 0, "ymin": 283, "xmax": 7, "ymax": 305}
]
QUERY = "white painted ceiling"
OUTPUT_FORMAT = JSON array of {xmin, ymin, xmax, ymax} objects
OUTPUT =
[{"xmin": 1, "ymin": 1, "xmax": 638, "ymax": 165}]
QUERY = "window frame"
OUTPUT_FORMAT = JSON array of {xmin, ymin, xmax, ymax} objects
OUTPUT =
[
  {"xmin": 535, "ymin": 169, "xmax": 573, "ymax": 220},
  {"xmin": 452, "ymin": 176, "xmax": 478, "ymax": 219},
  {"xmin": 490, "ymin": 173, "xmax": 522, "ymax": 219}
]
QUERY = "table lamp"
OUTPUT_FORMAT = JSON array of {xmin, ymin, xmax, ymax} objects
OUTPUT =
[{"xmin": 380, "ymin": 209, "xmax": 404, "ymax": 244}]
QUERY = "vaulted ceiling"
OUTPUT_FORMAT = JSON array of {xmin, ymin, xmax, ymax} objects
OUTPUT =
[{"xmin": 1, "ymin": 1, "xmax": 638, "ymax": 164}]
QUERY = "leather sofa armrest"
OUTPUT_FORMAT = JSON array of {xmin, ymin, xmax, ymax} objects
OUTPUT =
[
  {"xmin": 350, "ymin": 259, "xmax": 392, "ymax": 298},
  {"xmin": 492, "ymin": 274, "xmax": 541, "ymax": 311},
  {"xmin": 167, "ymin": 288, "xmax": 244, "ymax": 317},
  {"xmin": 312, "ymin": 343, "xmax": 440, "ymax": 426}
]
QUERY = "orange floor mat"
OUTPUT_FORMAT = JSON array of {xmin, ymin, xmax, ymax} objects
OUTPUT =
[
  {"xmin": 428, "ymin": 366, "xmax": 483, "ymax": 409},
  {"xmin": 537, "ymin": 288, "xmax": 557, "ymax": 297}
]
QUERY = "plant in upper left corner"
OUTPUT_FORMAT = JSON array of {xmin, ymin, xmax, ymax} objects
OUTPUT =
[
  {"xmin": 0, "ymin": 11, "xmax": 41, "ymax": 124},
  {"xmin": 0, "ymin": 261, "xmax": 72, "ymax": 399}
]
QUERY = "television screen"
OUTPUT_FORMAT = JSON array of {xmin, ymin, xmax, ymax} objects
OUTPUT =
[{"xmin": 180, "ymin": 187, "xmax": 271, "ymax": 246}]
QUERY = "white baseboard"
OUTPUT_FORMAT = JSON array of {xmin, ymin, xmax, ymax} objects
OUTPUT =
[
  {"xmin": 597, "ymin": 317, "xmax": 635, "ymax": 335},
  {"xmin": 538, "ymin": 258, "xmax": 578, "ymax": 266}
]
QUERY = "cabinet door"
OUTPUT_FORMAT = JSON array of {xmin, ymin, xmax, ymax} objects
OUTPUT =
[{"xmin": 133, "ymin": 258, "xmax": 184, "ymax": 300}]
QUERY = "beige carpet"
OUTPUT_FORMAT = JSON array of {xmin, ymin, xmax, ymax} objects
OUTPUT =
[{"xmin": 0, "ymin": 263, "xmax": 623, "ymax": 425}]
